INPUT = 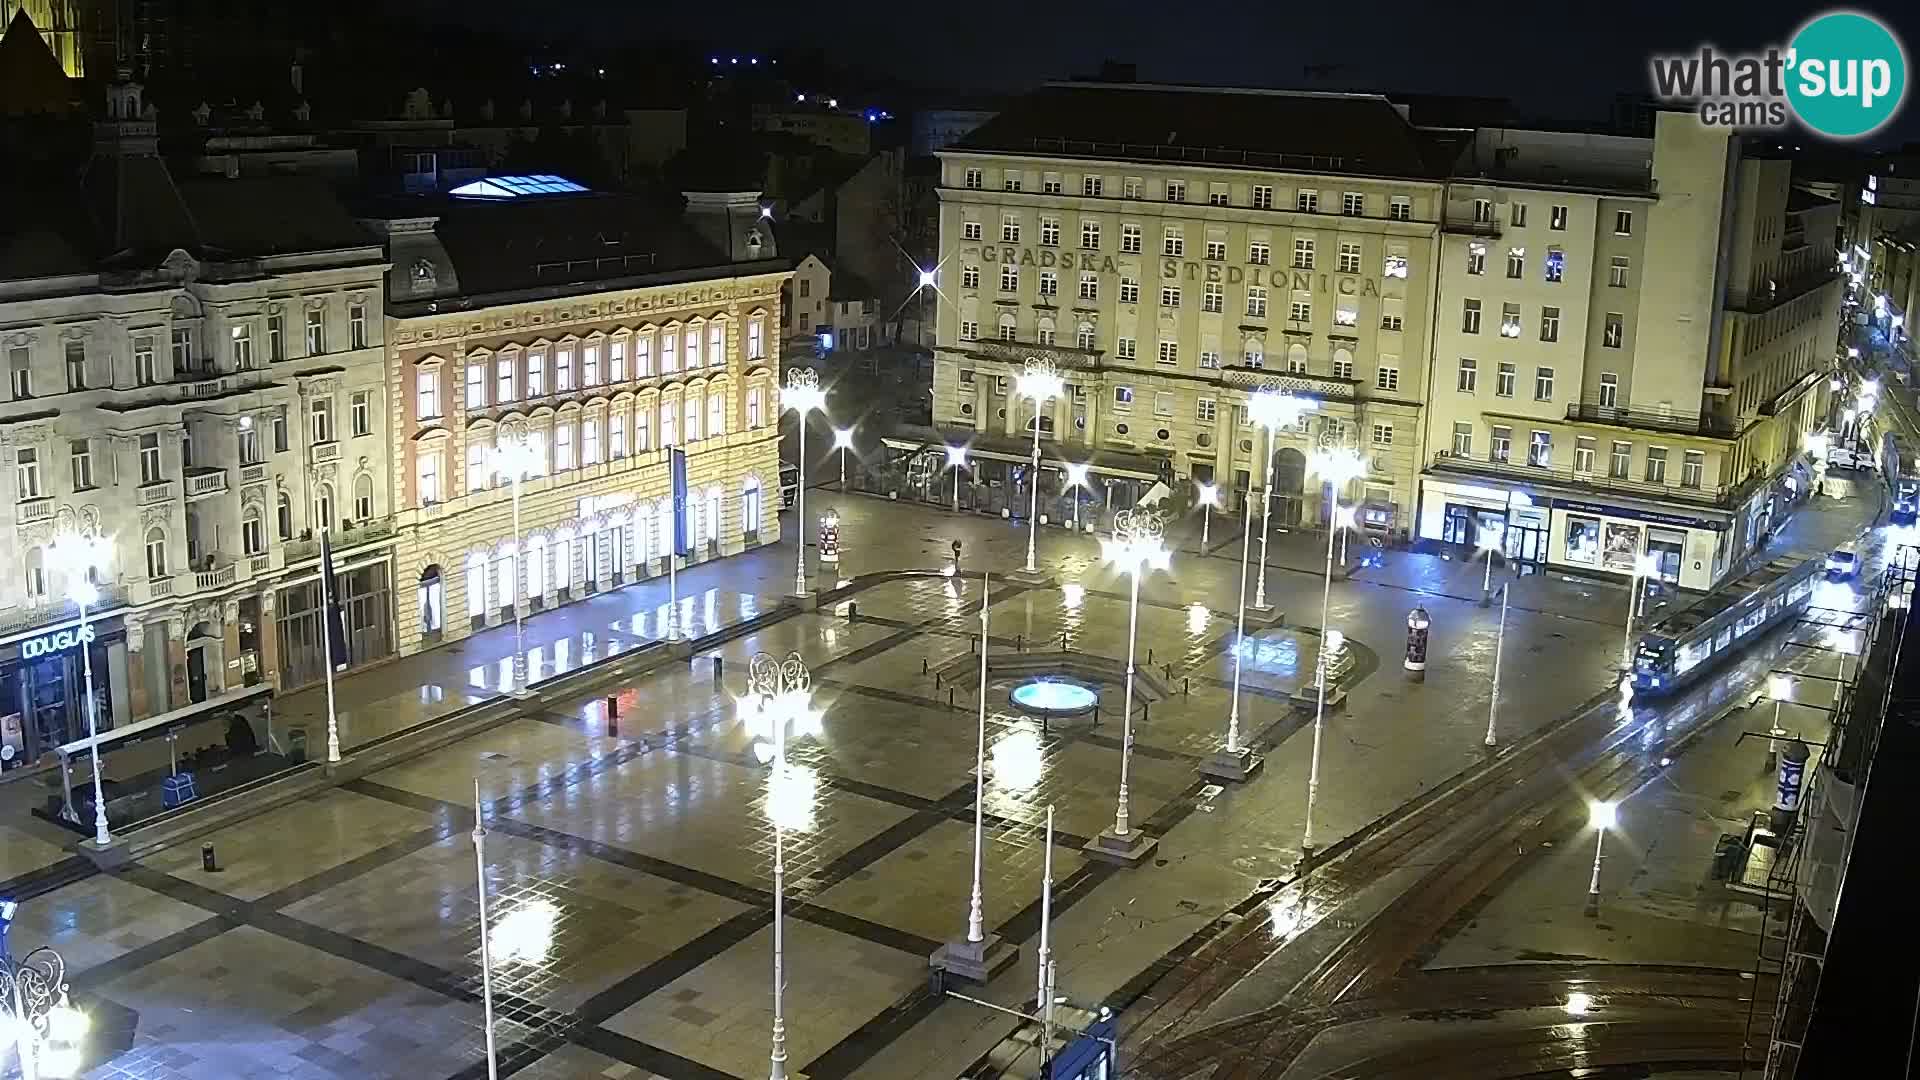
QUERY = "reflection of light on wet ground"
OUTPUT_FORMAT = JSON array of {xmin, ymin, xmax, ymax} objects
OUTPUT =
[
  {"xmin": 1235, "ymin": 635, "xmax": 1301, "ymax": 676},
  {"xmin": 1811, "ymin": 578, "xmax": 1857, "ymax": 611},
  {"xmin": 1062, "ymin": 582, "xmax": 1085, "ymax": 610},
  {"xmin": 420, "ymin": 684, "xmax": 445, "ymax": 704},
  {"xmin": 490, "ymin": 897, "xmax": 559, "ymax": 965},
  {"xmin": 1267, "ymin": 900, "xmax": 1304, "ymax": 938},
  {"xmin": 1563, "ymin": 991, "xmax": 1593, "ymax": 1016},
  {"xmin": 991, "ymin": 721, "xmax": 1045, "ymax": 792},
  {"xmin": 1187, "ymin": 603, "xmax": 1210, "ymax": 636}
]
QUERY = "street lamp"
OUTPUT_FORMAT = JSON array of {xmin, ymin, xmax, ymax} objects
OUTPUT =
[
  {"xmin": 0, "ymin": 936, "xmax": 88, "ymax": 1080},
  {"xmin": 1247, "ymin": 389, "xmax": 1317, "ymax": 610},
  {"xmin": 1624, "ymin": 552, "xmax": 1661, "ymax": 662},
  {"xmin": 44, "ymin": 530, "xmax": 112, "ymax": 847},
  {"xmin": 1063, "ymin": 462, "xmax": 1091, "ymax": 533},
  {"xmin": 491, "ymin": 423, "xmax": 542, "ymax": 696},
  {"xmin": 738, "ymin": 652, "xmax": 819, "ymax": 1080},
  {"xmin": 832, "ymin": 427, "xmax": 855, "ymax": 492},
  {"xmin": 1300, "ymin": 446, "xmax": 1367, "ymax": 857},
  {"xmin": 784, "ymin": 369, "xmax": 827, "ymax": 598},
  {"xmin": 1096, "ymin": 509, "xmax": 1169, "ymax": 858},
  {"xmin": 1486, "ymin": 582, "xmax": 1509, "ymax": 747},
  {"xmin": 1766, "ymin": 674, "xmax": 1792, "ymax": 769},
  {"xmin": 1584, "ymin": 799, "xmax": 1617, "ymax": 917},
  {"xmin": 945, "ymin": 444, "xmax": 969, "ymax": 513},
  {"xmin": 1202, "ymin": 489, "xmax": 1260, "ymax": 782},
  {"xmin": 1016, "ymin": 358, "xmax": 1066, "ymax": 574},
  {"xmin": 471, "ymin": 780, "xmax": 500, "ymax": 1080},
  {"xmin": 932, "ymin": 575, "xmax": 1015, "ymax": 981},
  {"xmin": 1476, "ymin": 524, "xmax": 1502, "ymax": 607},
  {"xmin": 1195, "ymin": 483, "xmax": 1219, "ymax": 552}
]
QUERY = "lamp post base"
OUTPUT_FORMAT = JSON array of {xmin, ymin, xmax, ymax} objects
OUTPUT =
[
  {"xmin": 1584, "ymin": 891, "xmax": 1601, "ymax": 918},
  {"xmin": 1198, "ymin": 747, "xmax": 1264, "ymax": 784},
  {"xmin": 1084, "ymin": 827, "xmax": 1159, "ymax": 867},
  {"xmin": 1006, "ymin": 567, "xmax": 1052, "ymax": 586},
  {"xmin": 795, "ymin": 592, "xmax": 820, "ymax": 612},
  {"xmin": 927, "ymin": 934, "xmax": 1019, "ymax": 985},
  {"xmin": 1244, "ymin": 603, "xmax": 1285, "ymax": 629}
]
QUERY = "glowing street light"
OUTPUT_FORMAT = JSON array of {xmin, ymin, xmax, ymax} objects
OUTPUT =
[
  {"xmin": 1584, "ymin": 799, "xmax": 1617, "ymax": 917},
  {"xmin": 1766, "ymin": 673, "xmax": 1793, "ymax": 768},
  {"xmin": 1195, "ymin": 482, "xmax": 1219, "ymax": 551},
  {"xmin": 832, "ymin": 427, "xmax": 855, "ymax": 492},
  {"xmin": 738, "ymin": 652, "xmax": 819, "ymax": 1080},
  {"xmin": 784, "ymin": 369, "xmax": 827, "ymax": 598},
  {"xmin": 1476, "ymin": 524, "xmax": 1503, "ymax": 608},
  {"xmin": 492, "ymin": 422, "xmax": 542, "ymax": 695},
  {"xmin": 1202, "ymin": 488, "xmax": 1261, "ymax": 782},
  {"xmin": 1486, "ymin": 582, "xmax": 1509, "ymax": 748},
  {"xmin": 1063, "ymin": 461, "xmax": 1091, "ymax": 533},
  {"xmin": 1094, "ymin": 509, "xmax": 1169, "ymax": 861},
  {"xmin": 945, "ymin": 443, "xmax": 969, "ymax": 513},
  {"xmin": 933, "ymin": 575, "xmax": 1016, "ymax": 982},
  {"xmin": 1299, "ymin": 447, "xmax": 1367, "ymax": 857},
  {"xmin": 1624, "ymin": 551, "xmax": 1661, "ymax": 663},
  {"xmin": 917, "ymin": 267, "xmax": 937, "ymax": 289},
  {"xmin": 1247, "ymin": 389, "xmax": 1317, "ymax": 609},
  {"xmin": 44, "ymin": 530, "xmax": 112, "ymax": 846},
  {"xmin": 0, "ymin": 936, "xmax": 88, "ymax": 1080},
  {"xmin": 1016, "ymin": 358, "xmax": 1066, "ymax": 574}
]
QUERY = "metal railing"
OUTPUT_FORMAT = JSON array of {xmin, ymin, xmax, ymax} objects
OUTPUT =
[
  {"xmin": 964, "ymin": 339, "xmax": 1105, "ymax": 370},
  {"xmin": 1011, "ymin": 137, "xmax": 1351, "ymax": 174},
  {"xmin": 1565, "ymin": 401, "xmax": 1737, "ymax": 437},
  {"xmin": 281, "ymin": 516, "xmax": 398, "ymax": 562},
  {"xmin": 1428, "ymin": 450, "xmax": 1742, "ymax": 506}
]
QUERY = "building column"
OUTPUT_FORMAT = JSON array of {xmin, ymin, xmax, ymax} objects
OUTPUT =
[
  {"xmin": 1083, "ymin": 389, "xmax": 1098, "ymax": 448},
  {"xmin": 125, "ymin": 616, "xmax": 149, "ymax": 721},
  {"xmin": 973, "ymin": 382, "xmax": 989, "ymax": 433},
  {"xmin": 166, "ymin": 616, "xmax": 188, "ymax": 707},
  {"xmin": 220, "ymin": 599, "xmax": 242, "ymax": 696}
]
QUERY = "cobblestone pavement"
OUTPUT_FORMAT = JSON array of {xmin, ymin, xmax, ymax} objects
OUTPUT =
[{"xmin": 0, "ymin": 482, "xmax": 1868, "ymax": 1080}]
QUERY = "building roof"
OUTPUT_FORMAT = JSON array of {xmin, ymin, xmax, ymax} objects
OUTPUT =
[
  {"xmin": 950, "ymin": 82, "xmax": 1453, "ymax": 179},
  {"xmin": 0, "ymin": 10, "xmax": 73, "ymax": 116},
  {"xmin": 1786, "ymin": 186, "xmax": 1839, "ymax": 213}
]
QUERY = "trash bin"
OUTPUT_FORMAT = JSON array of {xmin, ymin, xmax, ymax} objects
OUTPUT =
[{"xmin": 287, "ymin": 726, "xmax": 308, "ymax": 764}]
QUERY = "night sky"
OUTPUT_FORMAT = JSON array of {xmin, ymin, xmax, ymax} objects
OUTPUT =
[{"xmin": 433, "ymin": 0, "xmax": 1920, "ymax": 145}]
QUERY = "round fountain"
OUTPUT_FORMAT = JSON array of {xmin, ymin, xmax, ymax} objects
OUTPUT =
[{"xmin": 1009, "ymin": 678, "xmax": 1099, "ymax": 718}]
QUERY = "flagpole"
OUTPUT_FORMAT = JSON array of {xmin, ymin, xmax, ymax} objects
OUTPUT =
[{"xmin": 321, "ymin": 528, "xmax": 341, "ymax": 764}]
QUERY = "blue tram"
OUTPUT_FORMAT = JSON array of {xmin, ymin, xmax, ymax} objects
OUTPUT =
[{"xmin": 1631, "ymin": 557, "xmax": 1819, "ymax": 696}]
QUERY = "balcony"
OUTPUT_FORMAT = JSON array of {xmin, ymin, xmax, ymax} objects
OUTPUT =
[
  {"xmin": 1220, "ymin": 366, "xmax": 1359, "ymax": 403},
  {"xmin": 240, "ymin": 463, "xmax": 268, "ymax": 485},
  {"xmin": 16, "ymin": 496, "xmax": 53, "ymax": 524},
  {"xmin": 1564, "ymin": 402, "xmax": 1737, "ymax": 439},
  {"xmin": 183, "ymin": 467, "xmax": 229, "ymax": 500},
  {"xmin": 1428, "ymin": 450, "xmax": 1747, "ymax": 508},
  {"xmin": 148, "ymin": 576, "xmax": 174, "ymax": 599},
  {"xmin": 310, "ymin": 440, "xmax": 341, "ymax": 465},
  {"xmin": 962, "ymin": 339, "xmax": 1105, "ymax": 371},
  {"xmin": 193, "ymin": 562, "xmax": 237, "ymax": 591},
  {"xmin": 138, "ymin": 481, "xmax": 175, "ymax": 505},
  {"xmin": 282, "ymin": 515, "xmax": 398, "ymax": 563},
  {"xmin": 1443, "ymin": 216, "xmax": 1502, "ymax": 238},
  {"xmin": 0, "ymin": 584, "xmax": 131, "ymax": 638}
]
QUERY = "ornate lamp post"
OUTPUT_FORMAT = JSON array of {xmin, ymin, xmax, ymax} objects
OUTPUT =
[
  {"xmin": 1584, "ymin": 800, "xmax": 1617, "ymax": 917},
  {"xmin": 0, "ymin": 937, "xmax": 89, "ymax": 1080},
  {"xmin": 784, "ymin": 369, "xmax": 827, "ymax": 598},
  {"xmin": 945, "ymin": 444, "xmax": 969, "ymax": 513},
  {"xmin": 832, "ymin": 427, "xmax": 855, "ymax": 492},
  {"xmin": 1201, "ymin": 490, "xmax": 1261, "ymax": 782},
  {"xmin": 491, "ymin": 421, "xmax": 542, "ymax": 695},
  {"xmin": 1195, "ymin": 482, "xmax": 1219, "ymax": 551},
  {"xmin": 1016, "ymin": 358, "xmax": 1065, "ymax": 575},
  {"xmin": 44, "ymin": 530, "xmax": 112, "ymax": 847},
  {"xmin": 1247, "ymin": 389, "xmax": 1317, "ymax": 610},
  {"xmin": 1301, "ymin": 446, "xmax": 1366, "ymax": 858},
  {"xmin": 1089, "ymin": 509, "xmax": 1169, "ymax": 865},
  {"xmin": 1063, "ymin": 462, "xmax": 1091, "ymax": 533},
  {"xmin": 738, "ymin": 652, "xmax": 821, "ymax": 1080}
]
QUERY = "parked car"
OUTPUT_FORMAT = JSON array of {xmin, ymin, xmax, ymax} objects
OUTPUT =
[
  {"xmin": 780, "ymin": 462, "xmax": 800, "ymax": 508},
  {"xmin": 1827, "ymin": 446, "xmax": 1860, "ymax": 470},
  {"xmin": 1826, "ymin": 545, "xmax": 1859, "ymax": 580}
]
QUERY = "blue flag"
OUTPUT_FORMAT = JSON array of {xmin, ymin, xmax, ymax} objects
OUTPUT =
[
  {"xmin": 671, "ymin": 448, "xmax": 692, "ymax": 557},
  {"xmin": 320, "ymin": 530, "xmax": 350, "ymax": 671}
]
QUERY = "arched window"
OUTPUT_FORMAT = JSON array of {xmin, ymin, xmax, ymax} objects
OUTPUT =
[
  {"xmin": 708, "ymin": 391, "xmax": 726, "ymax": 438},
  {"xmin": 705, "ymin": 487, "xmax": 723, "ymax": 544},
  {"xmin": 144, "ymin": 527, "xmax": 167, "ymax": 579},
  {"xmin": 418, "ymin": 565, "xmax": 443, "ymax": 634},
  {"xmin": 242, "ymin": 504, "xmax": 265, "ymax": 555},
  {"xmin": 353, "ymin": 473, "xmax": 374, "ymax": 521},
  {"xmin": 526, "ymin": 535, "xmax": 546, "ymax": 597},
  {"xmin": 465, "ymin": 551, "xmax": 487, "ymax": 619},
  {"xmin": 313, "ymin": 482, "xmax": 335, "ymax": 533},
  {"xmin": 684, "ymin": 392, "xmax": 702, "ymax": 442},
  {"xmin": 997, "ymin": 312, "xmax": 1017, "ymax": 341},
  {"xmin": 742, "ymin": 476, "xmax": 763, "ymax": 534},
  {"xmin": 494, "ymin": 542, "xmax": 517, "ymax": 609},
  {"xmin": 1286, "ymin": 342, "xmax": 1309, "ymax": 374},
  {"xmin": 657, "ymin": 497, "xmax": 675, "ymax": 557},
  {"xmin": 551, "ymin": 528, "xmax": 572, "ymax": 591},
  {"xmin": 277, "ymin": 490, "xmax": 293, "ymax": 540},
  {"xmin": 23, "ymin": 547, "xmax": 45, "ymax": 600}
]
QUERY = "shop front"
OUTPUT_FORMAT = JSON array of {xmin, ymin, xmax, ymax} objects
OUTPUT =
[
  {"xmin": 1420, "ymin": 478, "xmax": 1530, "ymax": 554},
  {"xmin": 0, "ymin": 615, "xmax": 133, "ymax": 773},
  {"xmin": 1549, "ymin": 498, "xmax": 1728, "ymax": 592},
  {"xmin": 276, "ymin": 559, "xmax": 396, "ymax": 691}
]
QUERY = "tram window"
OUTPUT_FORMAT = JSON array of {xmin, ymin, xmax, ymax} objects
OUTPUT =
[
  {"xmin": 1789, "ymin": 580, "xmax": 1811, "ymax": 603},
  {"xmin": 1737, "ymin": 607, "xmax": 1766, "ymax": 635},
  {"xmin": 1716, "ymin": 626, "xmax": 1734, "ymax": 651},
  {"xmin": 1677, "ymin": 637, "xmax": 1712, "ymax": 674}
]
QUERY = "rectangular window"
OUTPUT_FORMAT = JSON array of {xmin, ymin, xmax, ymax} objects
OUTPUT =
[
  {"xmin": 960, "ymin": 321, "xmax": 979, "ymax": 341},
  {"xmin": 962, "ymin": 265, "xmax": 980, "ymax": 289},
  {"xmin": 1248, "ymin": 241, "xmax": 1270, "ymax": 265},
  {"xmin": 1252, "ymin": 185, "xmax": 1273, "ymax": 209},
  {"xmin": 1334, "ymin": 300, "xmax": 1358, "ymax": 327},
  {"xmin": 608, "ymin": 340, "xmax": 625, "ymax": 381},
  {"xmin": 1332, "ymin": 353, "xmax": 1354, "ymax": 379},
  {"xmin": 1574, "ymin": 436, "xmax": 1596, "ymax": 473},
  {"xmin": 1043, "ymin": 175, "xmax": 1062, "ymax": 195},
  {"xmin": 528, "ymin": 349, "xmax": 547, "ymax": 396},
  {"xmin": 684, "ymin": 328, "xmax": 702, "ymax": 371},
  {"xmin": 1289, "ymin": 299, "xmax": 1311, "ymax": 322},
  {"xmin": 964, "ymin": 168, "xmax": 982, "ymax": 190},
  {"xmin": 267, "ymin": 315, "xmax": 285, "ymax": 362},
  {"xmin": 1603, "ymin": 313, "xmax": 1624, "ymax": 349},
  {"xmin": 304, "ymin": 309, "xmax": 324, "ymax": 354},
  {"xmin": 1506, "ymin": 247, "xmax": 1525, "ymax": 278},
  {"xmin": 1490, "ymin": 425, "xmax": 1512, "ymax": 463},
  {"xmin": 1376, "ymin": 365, "xmax": 1399, "ymax": 392},
  {"xmin": 1610, "ymin": 441, "xmax": 1631, "ymax": 479},
  {"xmin": 7, "ymin": 347, "xmax": 29, "ymax": 399},
  {"xmin": 349, "ymin": 303, "xmax": 368, "ymax": 349},
  {"xmin": 466, "ymin": 361, "xmax": 486, "ymax": 407},
  {"xmin": 1078, "ymin": 273, "xmax": 1098, "ymax": 301},
  {"xmin": 1550, "ymin": 205, "xmax": 1568, "ymax": 230},
  {"xmin": 1165, "ymin": 179, "xmax": 1185, "ymax": 202},
  {"xmin": 1535, "ymin": 366, "xmax": 1555, "ymax": 401},
  {"xmin": 1614, "ymin": 210, "xmax": 1633, "ymax": 235},
  {"xmin": 1001, "ymin": 264, "xmax": 1019, "ymax": 292},
  {"xmin": 1473, "ymin": 198, "xmax": 1493, "ymax": 223},
  {"xmin": 555, "ymin": 423, "xmax": 574, "ymax": 470},
  {"xmin": 1161, "ymin": 285, "xmax": 1180, "ymax": 308},
  {"xmin": 1457, "ymin": 357, "xmax": 1478, "ymax": 392},
  {"xmin": 225, "ymin": 325, "xmax": 252, "ymax": 372},
  {"xmin": 1540, "ymin": 306, "xmax": 1561, "ymax": 342},
  {"xmin": 1500, "ymin": 303, "xmax": 1522, "ymax": 338},
  {"xmin": 352, "ymin": 390, "xmax": 371, "ymax": 436},
  {"xmin": 1544, "ymin": 249, "xmax": 1564, "ymax": 283},
  {"xmin": 999, "ymin": 319, "xmax": 1017, "ymax": 342},
  {"xmin": 708, "ymin": 394, "xmax": 724, "ymax": 438},
  {"xmin": 1196, "ymin": 398, "xmax": 1217, "ymax": 422},
  {"xmin": 748, "ymin": 318, "xmax": 765, "ymax": 360},
  {"xmin": 1124, "ymin": 177, "xmax": 1143, "ymax": 199},
  {"xmin": 1598, "ymin": 372, "xmax": 1619, "ymax": 407},
  {"xmin": 1039, "ymin": 271, "xmax": 1059, "ymax": 297},
  {"xmin": 58, "ymin": 340, "xmax": 86, "ymax": 391},
  {"xmin": 1338, "ymin": 242, "xmax": 1361, "ymax": 274},
  {"xmin": 1203, "ymin": 282, "xmax": 1223, "ymax": 312},
  {"xmin": 1040, "ymin": 217, "xmax": 1060, "ymax": 246},
  {"xmin": 1293, "ymin": 237, "xmax": 1315, "ymax": 269},
  {"xmin": 1199, "ymin": 350, "xmax": 1220, "ymax": 369},
  {"xmin": 1119, "ymin": 277, "xmax": 1139, "ymax": 304},
  {"xmin": 1121, "ymin": 224, "xmax": 1142, "ymax": 253},
  {"xmin": 963, "ymin": 221, "xmax": 982, "ymax": 241},
  {"xmin": 1452, "ymin": 422, "xmax": 1473, "ymax": 457},
  {"xmin": 1371, "ymin": 423, "xmax": 1393, "ymax": 447},
  {"xmin": 1528, "ymin": 429, "xmax": 1551, "ymax": 467},
  {"xmin": 15, "ymin": 448, "xmax": 40, "ymax": 499},
  {"xmin": 134, "ymin": 337, "xmax": 157, "ymax": 385},
  {"xmin": 1113, "ymin": 386, "xmax": 1133, "ymax": 409},
  {"xmin": 1163, "ymin": 228, "xmax": 1184, "ymax": 257},
  {"xmin": 1208, "ymin": 184, "xmax": 1228, "ymax": 207},
  {"xmin": 636, "ymin": 335, "xmax": 654, "ymax": 376},
  {"xmin": 1466, "ymin": 243, "xmax": 1486, "ymax": 275},
  {"xmin": 418, "ymin": 451, "xmax": 441, "ymax": 504},
  {"xmin": 69, "ymin": 438, "xmax": 93, "ymax": 490},
  {"xmin": 1609, "ymin": 256, "xmax": 1630, "ymax": 287},
  {"xmin": 1004, "ymin": 174, "xmax": 1022, "ymax": 192},
  {"xmin": 139, "ymin": 433, "xmax": 162, "ymax": 483},
  {"xmin": 497, "ymin": 356, "xmax": 516, "ymax": 402},
  {"xmin": 584, "ymin": 344, "xmax": 600, "ymax": 386},
  {"xmin": 1205, "ymin": 240, "xmax": 1226, "ymax": 261},
  {"xmin": 1390, "ymin": 195, "xmax": 1412, "ymax": 221},
  {"xmin": 663, "ymin": 333, "xmax": 680, "ymax": 374},
  {"xmin": 636, "ymin": 408, "xmax": 651, "ymax": 450},
  {"xmin": 416, "ymin": 369, "xmax": 441, "ymax": 419},
  {"xmin": 466, "ymin": 443, "xmax": 488, "ymax": 492},
  {"xmin": 1153, "ymin": 392, "xmax": 1174, "ymax": 417},
  {"xmin": 1342, "ymin": 192, "xmax": 1364, "ymax": 216},
  {"xmin": 1496, "ymin": 362, "xmax": 1516, "ymax": 397},
  {"xmin": 1510, "ymin": 201, "xmax": 1528, "ymax": 227},
  {"xmin": 272, "ymin": 408, "xmax": 288, "ymax": 453},
  {"xmin": 1381, "ymin": 313, "xmax": 1403, "ymax": 331},
  {"xmin": 610, "ymin": 411, "xmax": 627, "ymax": 458},
  {"xmin": 1246, "ymin": 286, "xmax": 1267, "ymax": 317},
  {"xmin": 1078, "ymin": 325, "xmax": 1097, "ymax": 350},
  {"xmin": 310, "ymin": 397, "xmax": 334, "ymax": 443},
  {"xmin": 1678, "ymin": 449, "xmax": 1706, "ymax": 490},
  {"xmin": 1297, "ymin": 190, "xmax": 1318, "ymax": 213},
  {"xmin": 1002, "ymin": 218, "xmax": 1020, "ymax": 243},
  {"xmin": 1462, "ymin": 299, "xmax": 1482, "ymax": 334},
  {"xmin": 1083, "ymin": 175, "xmax": 1103, "ymax": 197},
  {"xmin": 1081, "ymin": 221, "xmax": 1100, "ymax": 249},
  {"xmin": 1645, "ymin": 446, "xmax": 1667, "ymax": 483},
  {"xmin": 747, "ymin": 387, "xmax": 763, "ymax": 429},
  {"xmin": 1116, "ymin": 337, "xmax": 1136, "ymax": 360},
  {"xmin": 1157, "ymin": 341, "xmax": 1179, "ymax": 365}
]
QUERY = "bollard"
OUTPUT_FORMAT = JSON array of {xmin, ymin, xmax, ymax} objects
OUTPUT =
[
  {"xmin": 1016, "ymin": 633, "xmax": 1024, "ymax": 653},
  {"xmin": 606, "ymin": 695, "xmax": 620, "ymax": 737},
  {"xmin": 922, "ymin": 658, "xmax": 929, "ymax": 674},
  {"xmin": 1093, "ymin": 704, "xmax": 1101, "ymax": 727},
  {"xmin": 970, "ymin": 636, "xmax": 977, "ymax": 655},
  {"xmin": 948, "ymin": 688, "xmax": 956, "ymax": 709},
  {"xmin": 1147, "ymin": 648, "xmax": 1155, "ymax": 666},
  {"xmin": 935, "ymin": 672, "xmax": 943, "ymax": 690},
  {"xmin": 1183, "ymin": 677, "xmax": 1190, "ymax": 696},
  {"xmin": 712, "ymin": 657, "xmax": 722, "ymax": 685},
  {"xmin": 201, "ymin": 842, "xmax": 219, "ymax": 873},
  {"xmin": 848, "ymin": 601, "xmax": 858, "ymax": 621},
  {"xmin": 1143, "ymin": 701, "xmax": 1150, "ymax": 722}
]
